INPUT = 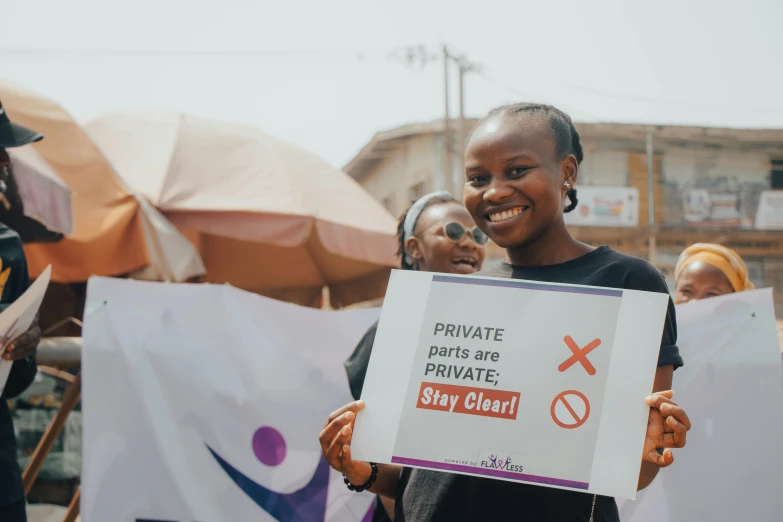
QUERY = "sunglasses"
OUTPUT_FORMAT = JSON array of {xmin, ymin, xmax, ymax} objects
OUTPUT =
[{"xmin": 441, "ymin": 222, "xmax": 489, "ymax": 245}]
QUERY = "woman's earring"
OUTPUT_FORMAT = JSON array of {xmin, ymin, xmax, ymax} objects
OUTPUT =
[{"xmin": 563, "ymin": 181, "xmax": 571, "ymax": 189}]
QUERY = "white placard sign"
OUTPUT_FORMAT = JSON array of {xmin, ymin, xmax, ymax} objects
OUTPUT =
[{"xmin": 351, "ymin": 270, "xmax": 670, "ymax": 500}]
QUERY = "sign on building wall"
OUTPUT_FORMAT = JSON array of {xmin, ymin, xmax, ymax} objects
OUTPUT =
[
  {"xmin": 564, "ymin": 186, "xmax": 639, "ymax": 227},
  {"xmin": 682, "ymin": 189, "xmax": 752, "ymax": 227},
  {"xmin": 754, "ymin": 190, "xmax": 783, "ymax": 230}
]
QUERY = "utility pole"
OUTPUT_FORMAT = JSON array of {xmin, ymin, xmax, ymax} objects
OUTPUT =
[
  {"xmin": 457, "ymin": 59, "xmax": 465, "ymax": 190},
  {"xmin": 391, "ymin": 45, "xmax": 480, "ymax": 196},
  {"xmin": 443, "ymin": 45, "xmax": 452, "ymax": 196},
  {"xmin": 454, "ymin": 54, "xmax": 480, "ymax": 187},
  {"xmin": 646, "ymin": 131, "xmax": 657, "ymax": 265}
]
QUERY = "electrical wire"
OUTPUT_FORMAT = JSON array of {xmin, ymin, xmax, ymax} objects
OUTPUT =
[
  {"xmin": 475, "ymin": 69, "xmax": 605, "ymax": 121},
  {"xmin": 479, "ymin": 65, "xmax": 783, "ymax": 117},
  {"xmin": 0, "ymin": 46, "xmax": 394, "ymax": 63},
  {"xmin": 4, "ymin": 42, "xmax": 782, "ymax": 117}
]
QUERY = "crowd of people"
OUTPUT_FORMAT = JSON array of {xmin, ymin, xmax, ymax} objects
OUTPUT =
[
  {"xmin": 0, "ymin": 93, "xmax": 771, "ymax": 522},
  {"xmin": 321, "ymin": 103, "xmax": 767, "ymax": 522}
]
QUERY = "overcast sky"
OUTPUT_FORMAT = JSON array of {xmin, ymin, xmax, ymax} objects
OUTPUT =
[{"xmin": 2, "ymin": 0, "xmax": 782, "ymax": 167}]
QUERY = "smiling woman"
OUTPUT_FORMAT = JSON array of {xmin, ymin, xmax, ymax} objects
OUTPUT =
[
  {"xmin": 320, "ymin": 104, "xmax": 690, "ymax": 522},
  {"xmin": 463, "ymin": 104, "xmax": 581, "ymax": 258}
]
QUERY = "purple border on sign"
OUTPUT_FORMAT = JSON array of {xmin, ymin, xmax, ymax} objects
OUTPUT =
[
  {"xmin": 391, "ymin": 456, "xmax": 590, "ymax": 490},
  {"xmin": 432, "ymin": 275, "xmax": 623, "ymax": 298}
]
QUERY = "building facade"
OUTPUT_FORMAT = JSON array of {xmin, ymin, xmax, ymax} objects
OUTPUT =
[{"xmin": 345, "ymin": 119, "xmax": 783, "ymax": 311}]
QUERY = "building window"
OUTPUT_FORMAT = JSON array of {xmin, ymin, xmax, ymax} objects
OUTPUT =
[
  {"xmin": 771, "ymin": 159, "xmax": 783, "ymax": 189},
  {"xmin": 409, "ymin": 182, "xmax": 426, "ymax": 203}
]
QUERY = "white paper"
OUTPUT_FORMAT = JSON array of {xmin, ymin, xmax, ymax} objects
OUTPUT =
[
  {"xmin": 351, "ymin": 270, "xmax": 670, "ymax": 500},
  {"xmin": 0, "ymin": 264, "xmax": 51, "ymax": 395},
  {"xmin": 617, "ymin": 288, "xmax": 783, "ymax": 520}
]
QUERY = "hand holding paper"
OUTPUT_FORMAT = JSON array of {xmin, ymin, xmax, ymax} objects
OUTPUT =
[
  {"xmin": 319, "ymin": 400, "xmax": 372, "ymax": 485},
  {"xmin": 0, "ymin": 265, "xmax": 51, "ymax": 395},
  {"xmin": 2, "ymin": 314, "xmax": 40, "ymax": 361}
]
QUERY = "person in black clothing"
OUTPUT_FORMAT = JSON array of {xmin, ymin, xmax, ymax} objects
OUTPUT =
[
  {"xmin": 345, "ymin": 191, "xmax": 487, "ymax": 520},
  {"xmin": 0, "ymin": 98, "xmax": 44, "ymax": 522},
  {"xmin": 321, "ymin": 103, "xmax": 692, "ymax": 522}
]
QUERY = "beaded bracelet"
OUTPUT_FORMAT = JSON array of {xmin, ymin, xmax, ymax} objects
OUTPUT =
[{"xmin": 343, "ymin": 463, "xmax": 378, "ymax": 493}]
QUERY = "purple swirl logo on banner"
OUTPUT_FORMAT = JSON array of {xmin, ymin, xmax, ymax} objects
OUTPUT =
[{"xmin": 207, "ymin": 426, "xmax": 374, "ymax": 522}]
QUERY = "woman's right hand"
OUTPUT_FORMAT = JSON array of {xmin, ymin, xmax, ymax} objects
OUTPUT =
[{"xmin": 319, "ymin": 400, "xmax": 373, "ymax": 486}]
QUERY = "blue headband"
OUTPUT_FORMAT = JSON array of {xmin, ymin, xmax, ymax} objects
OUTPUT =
[{"xmin": 402, "ymin": 191, "xmax": 453, "ymax": 266}]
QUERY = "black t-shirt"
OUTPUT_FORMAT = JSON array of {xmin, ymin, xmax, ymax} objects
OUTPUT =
[
  {"xmin": 345, "ymin": 322, "xmax": 379, "ymax": 401},
  {"xmin": 393, "ymin": 247, "xmax": 682, "ymax": 522}
]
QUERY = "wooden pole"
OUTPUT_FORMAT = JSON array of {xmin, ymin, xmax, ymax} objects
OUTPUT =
[
  {"xmin": 62, "ymin": 487, "xmax": 80, "ymax": 522},
  {"xmin": 23, "ymin": 370, "xmax": 81, "ymax": 494}
]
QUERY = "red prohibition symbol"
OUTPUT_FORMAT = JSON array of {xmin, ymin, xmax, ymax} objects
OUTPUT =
[{"xmin": 550, "ymin": 390, "xmax": 591, "ymax": 429}]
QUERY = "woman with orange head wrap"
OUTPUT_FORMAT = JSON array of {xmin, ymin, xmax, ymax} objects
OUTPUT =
[{"xmin": 674, "ymin": 243, "xmax": 754, "ymax": 304}]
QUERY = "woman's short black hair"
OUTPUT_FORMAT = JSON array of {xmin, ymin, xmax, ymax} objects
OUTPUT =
[
  {"xmin": 480, "ymin": 103, "xmax": 582, "ymax": 213},
  {"xmin": 396, "ymin": 193, "xmax": 459, "ymax": 270}
]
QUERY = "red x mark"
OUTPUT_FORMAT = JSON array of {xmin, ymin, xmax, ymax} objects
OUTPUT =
[{"xmin": 558, "ymin": 336, "xmax": 601, "ymax": 375}]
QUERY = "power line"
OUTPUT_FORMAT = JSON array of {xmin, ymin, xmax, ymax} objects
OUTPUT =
[
  {"xmin": 476, "ymin": 69, "xmax": 605, "ymax": 121},
  {"xmin": 389, "ymin": 44, "xmax": 486, "ymax": 193},
  {"xmin": 5, "ymin": 44, "xmax": 782, "ymax": 117},
  {"xmin": 0, "ymin": 46, "xmax": 387, "ymax": 60},
  {"xmin": 473, "ymin": 71, "xmax": 783, "ymax": 154},
  {"xmin": 482, "ymin": 67, "xmax": 783, "ymax": 117},
  {"xmin": 384, "ymin": 43, "xmax": 783, "ymax": 117},
  {"xmin": 540, "ymin": 80, "xmax": 782, "ymax": 115}
]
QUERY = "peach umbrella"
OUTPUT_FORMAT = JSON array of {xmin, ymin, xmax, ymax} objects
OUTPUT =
[
  {"xmin": 0, "ymin": 82, "xmax": 149, "ymax": 281},
  {"xmin": 86, "ymin": 112, "xmax": 399, "ymax": 307}
]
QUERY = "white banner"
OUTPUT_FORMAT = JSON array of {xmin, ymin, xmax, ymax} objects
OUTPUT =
[
  {"xmin": 564, "ymin": 186, "xmax": 639, "ymax": 227},
  {"xmin": 82, "ymin": 277, "xmax": 378, "ymax": 522},
  {"xmin": 618, "ymin": 288, "xmax": 783, "ymax": 521}
]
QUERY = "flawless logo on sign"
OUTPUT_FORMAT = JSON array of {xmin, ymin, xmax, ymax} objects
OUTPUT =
[{"xmin": 477, "ymin": 450, "xmax": 526, "ymax": 474}]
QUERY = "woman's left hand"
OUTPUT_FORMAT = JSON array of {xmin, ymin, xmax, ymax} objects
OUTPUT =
[{"xmin": 642, "ymin": 390, "xmax": 691, "ymax": 467}]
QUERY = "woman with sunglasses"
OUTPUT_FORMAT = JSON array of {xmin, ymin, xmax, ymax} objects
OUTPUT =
[{"xmin": 344, "ymin": 191, "xmax": 486, "ymax": 521}]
